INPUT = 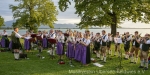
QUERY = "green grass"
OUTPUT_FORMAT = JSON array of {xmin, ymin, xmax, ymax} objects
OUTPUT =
[{"xmin": 0, "ymin": 39, "xmax": 150, "ymax": 75}]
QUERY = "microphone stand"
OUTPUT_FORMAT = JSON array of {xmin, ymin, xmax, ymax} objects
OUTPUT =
[
  {"xmin": 116, "ymin": 45, "xmax": 123, "ymax": 70},
  {"xmin": 107, "ymin": 41, "xmax": 112, "ymax": 60},
  {"xmin": 31, "ymin": 42, "xmax": 34, "ymax": 55},
  {"xmin": 107, "ymin": 50, "xmax": 112, "ymax": 60}
]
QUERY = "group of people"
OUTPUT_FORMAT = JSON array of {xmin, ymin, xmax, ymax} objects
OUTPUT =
[{"xmin": 0, "ymin": 27, "xmax": 150, "ymax": 70}]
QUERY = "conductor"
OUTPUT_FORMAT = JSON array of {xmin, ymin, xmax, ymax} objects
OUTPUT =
[{"xmin": 11, "ymin": 27, "xmax": 24, "ymax": 60}]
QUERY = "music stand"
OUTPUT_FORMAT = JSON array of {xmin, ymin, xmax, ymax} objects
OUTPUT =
[
  {"xmin": 31, "ymin": 34, "xmax": 37, "ymax": 38},
  {"xmin": 36, "ymin": 36, "xmax": 43, "ymax": 45},
  {"xmin": 36, "ymin": 36, "xmax": 43, "ymax": 55},
  {"xmin": 64, "ymin": 33, "xmax": 69, "ymax": 37},
  {"xmin": 30, "ymin": 34, "xmax": 37, "ymax": 44},
  {"xmin": 47, "ymin": 39, "xmax": 56, "ymax": 59},
  {"xmin": 36, "ymin": 36, "xmax": 43, "ymax": 41},
  {"xmin": 48, "ymin": 39, "xmax": 56, "ymax": 44}
]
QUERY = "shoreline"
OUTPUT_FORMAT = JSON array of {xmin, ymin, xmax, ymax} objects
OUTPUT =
[{"xmin": 0, "ymin": 28, "xmax": 150, "ymax": 30}]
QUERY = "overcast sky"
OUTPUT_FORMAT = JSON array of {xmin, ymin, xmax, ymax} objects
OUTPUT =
[{"xmin": 0, "ymin": 0, "xmax": 150, "ymax": 28}]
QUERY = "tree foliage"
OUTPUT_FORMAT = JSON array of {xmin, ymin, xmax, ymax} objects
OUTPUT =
[
  {"xmin": 10, "ymin": 0, "xmax": 58, "ymax": 32},
  {"xmin": 0, "ymin": 16, "xmax": 4, "ymax": 27},
  {"xmin": 58, "ymin": 0, "xmax": 150, "ymax": 35}
]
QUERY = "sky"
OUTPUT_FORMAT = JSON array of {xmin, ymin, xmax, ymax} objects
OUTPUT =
[{"xmin": 0, "ymin": 0, "xmax": 150, "ymax": 28}]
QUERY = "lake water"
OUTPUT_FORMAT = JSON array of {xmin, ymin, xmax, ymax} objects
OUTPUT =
[{"xmin": 0, "ymin": 28, "xmax": 149, "ymax": 36}]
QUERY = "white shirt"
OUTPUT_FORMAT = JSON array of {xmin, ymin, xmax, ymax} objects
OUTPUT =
[
  {"xmin": 100, "ymin": 35, "xmax": 108, "ymax": 45},
  {"xmin": 140, "ymin": 39, "xmax": 150, "ymax": 49},
  {"xmin": 114, "ymin": 36, "xmax": 122, "ymax": 44},
  {"xmin": 57, "ymin": 34, "xmax": 65, "ymax": 43},
  {"xmin": 48, "ymin": 32, "xmax": 56, "ymax": 39},
  {"xmin": 76, "ymin": 38, "xmax": 81, "ymax": 41},
  {"xmin": 25, "ymin": 34, "xmax": 31, "ymax": 39},
  {"xmin": 2, "ymin": 32, "xmax": 8, "ymax": 35},
  {"xmin": 67, "ymin": 36, "xmax": 75, "ymax": 42},
  {"xmin": 107, "ymin": 36, "xmax": 112, "ymax": 42},
  {"xmin": 146, "ymin": 39, "xmax": 150, "ymax": 44},
  {"xmin": 90, "ymin": 34, "xmax": 94, "ymax": 39},
  {"xmin": 124, "ymin": 36, "xmax": 132, "ymax": 44},
  {"xmin": 83, "ymin": 39, "xmax": 91, "ymax": 45},
  {"xmin": 43, "ymin": 34, "xmax": 48, "ymax": 38},
  {"xmin": 126, "ymin": 36, "xmax": 132, "ymax": 41},
  {"xmin": 14, "ymin": 31, "xmax": 23, "ymax": 38},
  {"xmin": 133, "ymin": 38, "xmax": 140, "ymax": 45},
  {"xmin": 25, "ymin": 37, "xmax": 31, "ymax": 39}
]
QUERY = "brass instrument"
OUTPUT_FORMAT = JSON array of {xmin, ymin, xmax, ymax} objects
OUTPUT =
[{"xmin": 109, "ymin": 34, "xmax": 113, "ymax": 37}]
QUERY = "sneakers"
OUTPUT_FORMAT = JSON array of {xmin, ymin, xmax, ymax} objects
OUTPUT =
[
  {"xmin": 139, "ymin": 66, "xmax": 148, "ymax": 70},
  {"xmin": 15, "ymin": 59, "xmax": 20, "ymax": 60},
  {"xmin": 143, "ymin": 67, "xmax": 148, "ymax": 70},
  {"xmin": 139, "ymin": 66, "xmax": 144, "ymax": 68},
  {"xmin": 124, "ymin": 57, "xmax": 128, "ymax": 60}
]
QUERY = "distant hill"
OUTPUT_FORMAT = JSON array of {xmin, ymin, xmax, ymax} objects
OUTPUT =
[
  {"xmin": 2, "ymin": 20, "xmax": 78, "ymax": 28},
  {"xmin": 3, "ymin": 20, "xmax": 16, "ymax": 27},
  {"xmin": 39, "ymin": 24, "xmax": 78, "ymax": 28}
]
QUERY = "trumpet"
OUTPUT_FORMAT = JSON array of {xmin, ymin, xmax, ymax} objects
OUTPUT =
[
  {"xmin": 131, "ymin": 33, "xmax": 141, "ymax": 37},
  {"xmin": 109, "ymin": 34, "xmax": 113, "ymax": 36},
  {"xmin": 142, "ymin": 36, "xmax": 149, "ymax": 40}
]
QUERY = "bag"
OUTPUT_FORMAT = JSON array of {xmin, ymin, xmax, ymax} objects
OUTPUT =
[
  {"xmin": 58, "ymin": 60, "xmax": 65, "ymax": 64},
  {"xmin": 19, "ymin": 54, "xmax": 27, "ymax": 58}
]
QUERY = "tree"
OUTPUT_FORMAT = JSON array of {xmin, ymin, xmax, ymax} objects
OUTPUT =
[
  {"xmin": 58, "ymin": 0, "xmax": 150, "ymax": 36},
  {"xmin": 10, "ymin": 0, "xmax": 58, "ymax": 32},
  {"xmin": 0, "ymin": 16, "xmax": 4, "ymax": 27}
]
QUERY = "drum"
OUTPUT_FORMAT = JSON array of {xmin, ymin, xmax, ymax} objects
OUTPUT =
[{"xmin": 31, "ymin": 34, "xmax": 37, "ymax": 38}]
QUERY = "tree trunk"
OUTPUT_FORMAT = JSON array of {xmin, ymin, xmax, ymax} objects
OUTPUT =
[
  {"xmin": 111, "ymin": 13, "xmax": 117, "ymax": 37},
  {"xmin": 29, "ymin": 24, "xmax": 38, "ymax": 33}
]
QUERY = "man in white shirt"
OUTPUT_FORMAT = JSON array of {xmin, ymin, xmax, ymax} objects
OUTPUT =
[
  {"xmin": 47, "ymin": 29, "xmax": 56, "ymax": 55},
  {"xmin": 11, "ymin": 27, "xmax": 24, "ymax": 60},
  {"xmin": 114, "ymin": 32, "xmax": 122, "ymax": 57},
  {"xmin": 48, "ymin": 29, "xmax": 56, "ymax": 39},
  {"xmin": 100, "ymin": 30, "xmax": 108, "ymax": 63}
]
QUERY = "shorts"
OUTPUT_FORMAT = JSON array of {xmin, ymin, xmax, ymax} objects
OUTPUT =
[
  {"xmin": 130, "ymin": 46, "xmax": 139, "ymax": 55},
  {"xmin": 124, "ymin": 44, "xmax": 130, "ymax": 52},
  {"xmin": 107, "ymin": 41, "xmax": 111, "ymax": 48},
  {"xmin": 101, "ymin": 46, "xmax": 107, "ymax": 53},
  {"xmin": 12, "ymin": 42, "xmax": 21, "ymax": 49},
  {"xmin": 142, "ymin": 50, "xmax": 149, "ymax": 59}
]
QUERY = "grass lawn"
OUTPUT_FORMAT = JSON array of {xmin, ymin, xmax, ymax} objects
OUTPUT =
[{"xmin": 0, "ymin": 39, "xmax": 150, "ymax": 75}]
